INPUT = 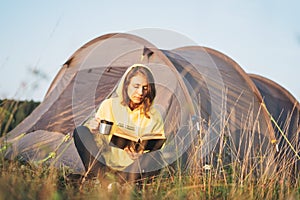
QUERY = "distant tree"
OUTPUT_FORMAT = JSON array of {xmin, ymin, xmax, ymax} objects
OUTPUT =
[{"xmin": 0, "ymin": 99, "xmax": 40, "ymax": 137}]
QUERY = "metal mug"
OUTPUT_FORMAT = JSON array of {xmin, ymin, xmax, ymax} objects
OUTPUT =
[{"xmin": 99, "ymin": 120, "xmax": 113, "ymax": 135}]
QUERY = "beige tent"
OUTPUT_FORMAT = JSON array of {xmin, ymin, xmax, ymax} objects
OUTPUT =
[
  {"xmin": 2, "ymin": 33, "xmax": 296, "ymax": 175},
  {"xmin": 249, "ymin": 74, "xmax": 300, "ymax": 174}
]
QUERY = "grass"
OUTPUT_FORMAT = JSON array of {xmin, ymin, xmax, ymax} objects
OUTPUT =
[
  {"xmin": 1, "ymin": 130, "xmax": 299, "ymax": 200},
  {"xmin": 0, "ymin": 100, "xmax": 299, "ymax": 199},
  {"xmin": 0, "ymin": 156, "xmax": 299, "ymax": 200}
]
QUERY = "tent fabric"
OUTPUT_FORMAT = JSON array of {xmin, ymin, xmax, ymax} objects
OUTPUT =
[
  {"xmin": 165, "ymin": 47, "xmax": 276, "ymax": 165},
  {"xmin": 5, "ymin": 130, "xmax": 84, "ymax": 172},
  {"xmin": 1, "ymin": 32, "xmax": 297, "ymax": 174},
  {"xmin": 249, "ymin": 74, "xmax": 300, "ymax": 142},
  {"xmin": 249, "ymin": 74, "xmax": 300, "ymax": 173}
]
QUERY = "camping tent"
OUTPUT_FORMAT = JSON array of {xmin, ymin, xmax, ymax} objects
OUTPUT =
[
  {"xmin": 3, "ymin": 33, "xmax": 198, "ymax": 173},
  {"xmin": 1, "ymin": 33, "xmax": 296, "ymax": 175}
]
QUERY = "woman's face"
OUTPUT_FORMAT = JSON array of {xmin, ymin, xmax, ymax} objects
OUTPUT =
[{"xmin": 127, "ymin": 74, "xmax": 148, "ymax": 105}]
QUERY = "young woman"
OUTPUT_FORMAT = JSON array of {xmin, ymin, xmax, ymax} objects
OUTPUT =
[{"xmin": 73, "ymin": 64, "xmax": 165, "ymax": 180}]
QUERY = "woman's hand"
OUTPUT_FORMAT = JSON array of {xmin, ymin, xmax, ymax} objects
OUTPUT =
[
  {"xmin": 87, "ymin": 118, "xmax": 100, "ymax": 132},
  {"xmin": 124, "ymin": 146, "xmax": 143, "ymax": 160}
]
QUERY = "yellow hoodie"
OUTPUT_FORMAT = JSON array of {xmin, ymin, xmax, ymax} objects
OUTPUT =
[{"xmin": 92, "ymin": 64, "xmax": 165, "ymax": 170}]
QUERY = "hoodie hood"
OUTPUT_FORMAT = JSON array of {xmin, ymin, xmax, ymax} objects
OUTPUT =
[{"xmin": 115, "ymin": 63, "xmax": 153, "ymax": 102}]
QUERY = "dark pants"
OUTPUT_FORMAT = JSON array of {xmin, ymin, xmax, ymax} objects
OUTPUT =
[
  {"xmin": 73, "ymin": 126, "xmax": 166, "ymax": 182},
  {"xmin": 73, "ymin": 126, "xmax": 107, "ymax": 177}
]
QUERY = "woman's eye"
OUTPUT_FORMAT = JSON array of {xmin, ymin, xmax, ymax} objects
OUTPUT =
[{"xmin": 143, "ymin": 86, "xmax": 148, "ymax": 91}]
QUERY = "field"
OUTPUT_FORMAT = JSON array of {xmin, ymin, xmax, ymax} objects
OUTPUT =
[
  {"xmin": 0, "ymin": 100, "xmax": 299, "ymax": 199},
  {"xmin": 0, "ymin": 150, "xmax": 299, "ymax": 199}
]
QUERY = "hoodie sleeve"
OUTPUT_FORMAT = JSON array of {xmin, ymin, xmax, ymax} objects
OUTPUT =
[
  {"xmin": 95, "ymin": 98, "xmax": 114, "ymax": 123},
  {"xmin": 151, "ymin": 108, "xmax": 165, "ymax": 137},
  {"xmin": 83, "ymin": 99, "xmax": 114, "ymax": 133}
]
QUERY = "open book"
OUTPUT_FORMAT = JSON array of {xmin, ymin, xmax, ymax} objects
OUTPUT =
[{"xmin": 109, "ymin": 131, "xmax": 166, "ymax": 152}]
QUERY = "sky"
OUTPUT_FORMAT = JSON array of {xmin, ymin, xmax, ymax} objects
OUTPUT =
[{"xmin": 1, "ymin": 0, "xmax": 300, "ymax": 101}]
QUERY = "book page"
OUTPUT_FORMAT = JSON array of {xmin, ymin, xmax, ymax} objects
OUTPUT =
[
  {"xmin": 113, "ymin": 127, "xmax": 139, "ymax": 142},
  {"xmin": 140, "ymin": 133, "xmax": 166, "ymax": 140}
]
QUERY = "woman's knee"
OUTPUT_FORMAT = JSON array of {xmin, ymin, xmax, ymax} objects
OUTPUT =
[{"xmin": 73, "ymin": 125, "xmax": 90, "ymax": 138}]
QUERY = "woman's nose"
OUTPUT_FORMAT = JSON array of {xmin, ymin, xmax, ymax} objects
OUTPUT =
[{"xmin": 137, "ymin": 87, "xmax": 143, "ymax": 95}]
